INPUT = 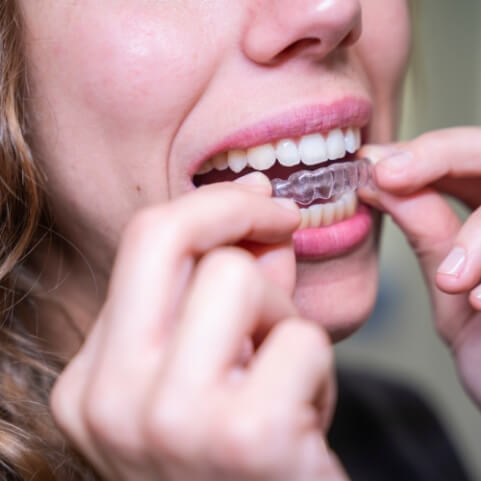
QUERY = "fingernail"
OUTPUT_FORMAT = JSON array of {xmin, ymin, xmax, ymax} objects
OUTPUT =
[
  {"xmin": 362, "ymin": 145, "xmax": 399, "ymax": 164},
  {"xmin": 357, "ymin": 184, "xmax": 379, "ymax": 203},
  {"xmin": 272, "ymin": 197, "xmax": 300, "ymax": 213},
  {"xmin": 363, "ymin": 146, "xmax": 413, "ymax": 172},
  {"xmin": 438, "ymin": 246, "xmax": 467, "ymax": 277},
  {"xmin": 234, "ymin": 171, "xmax": 270, "ymax": 187},
  {"xmin": 472, "ymin": 285, "xmax": 481, "ymax": 300},
  {"xmin": 379, "ymin": 151, "xmax": 414, "ymax": 174}
]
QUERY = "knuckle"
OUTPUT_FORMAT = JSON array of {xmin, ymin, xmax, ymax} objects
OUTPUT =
[
  {"xmin": 142, "ymin": 397, "xmax": 198, "ymax": 461},
  {"xmin": 280, "ymin": 318, "xmax": 331, "ymax": 351},
  {"xmin": 49, "ymin": 374, "xmax": 75, "ymax": 435},
  {"xmin": 82, "ymin": 390, "xmax": 124, "ymax": 446},
  {"xmin": 127, "ymin": 206, "xmax": 161, "ymax": 235},
  {"xmin": 210, "ymin": 411, "xmax": 282, "ymax": 475},
  {"xmin": 277, "ymin": 319, "xmax": 333, "ymax": 371},
  {"xmin": 122, "ymin": 206, "xmax": 172, "ymax": 248},
  {"xmin": 414, "ymin": 132, "xmax": 438, "ymax": 157},
  {"xmin": 82, "ymin": 390, "xmax": 143, "ymax": 461},
  {"xmin": 199, "ymin": 247, "xmax": 257, "ymax": 287},
  {"xmin": 434, "ymin": 315, "xmax": 457, "ymax": 345}
]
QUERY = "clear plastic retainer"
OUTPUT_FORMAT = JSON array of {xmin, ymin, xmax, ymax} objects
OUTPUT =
[{"xmin": 271, "ymin": 157, "xmax": 374, "ymax": 206}]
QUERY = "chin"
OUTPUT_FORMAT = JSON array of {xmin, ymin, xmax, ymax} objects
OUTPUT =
[{"xmin": 293, "ymin": 227, "xmax": 379, "ymax": 343}]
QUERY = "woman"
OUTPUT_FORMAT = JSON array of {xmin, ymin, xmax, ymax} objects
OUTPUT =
[{"xmin": 0, "ymin": 0, "xmax": 479, "ymax": 479}]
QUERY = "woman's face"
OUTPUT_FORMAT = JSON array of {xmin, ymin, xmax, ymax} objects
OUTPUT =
[{"xmin": 19, "ymin": 0, "xmax": 410, "ymax": 341}]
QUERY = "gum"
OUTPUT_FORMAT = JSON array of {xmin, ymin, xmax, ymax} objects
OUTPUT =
[{"xmin": 271, "ymin": 158, "xmax": 374, "ymax": 205}]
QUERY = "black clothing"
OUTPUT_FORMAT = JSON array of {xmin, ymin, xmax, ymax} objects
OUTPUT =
[{"xmin": 329, "ymin": 369, "xmax": 474, "ymax": 481}]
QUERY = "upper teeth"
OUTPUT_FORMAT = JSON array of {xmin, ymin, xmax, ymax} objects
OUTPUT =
[{"xmin": 196, "ymin": 127, "xmax": 361, "ymax": 175}]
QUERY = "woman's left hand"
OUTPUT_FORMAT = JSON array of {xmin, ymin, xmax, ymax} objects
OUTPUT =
[{"xmin": 359, "ymin": 127, "xmax": 481, "ymax": 407}]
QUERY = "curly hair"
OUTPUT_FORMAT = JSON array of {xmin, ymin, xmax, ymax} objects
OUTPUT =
[
  {"xmin": 0, "ymin": 1, "xmax": 418, "ymax": 480},
  {"xmin": 0, "ymin": 2, "xmax": 99, "ymax": 479}
]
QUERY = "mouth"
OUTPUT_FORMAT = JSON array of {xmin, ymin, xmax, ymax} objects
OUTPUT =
[{"xmin": 192, "ymin": 98, "xmax": 373, "ymax": 259}]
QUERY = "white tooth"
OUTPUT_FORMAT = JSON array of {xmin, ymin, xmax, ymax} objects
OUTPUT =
[
  {"xmin": 344, "ymin": 128, "xmax": 357, "ymax": 154},
  {"xmin": 298, "ymin": 133, "xmax": 328, "ymax": 166},
  {"xmin": 276, "ymin": 139, "xmax": 301, "ymax": 167},
  {"xmin": 354, "ymin": 128, "xmax": 362, "ymax": 150},
  {"xmin": 212, "ymin": 152, "xmax": 229, "ymax": 171},
  {"xmin": 334, "ymin": 197, "xmax": 346, "ymax": 222},
  {"xmin": 344, "ymin": 192, "xmax": 358, "ymax": 217},
  {"xmin": 326, "ymin": 128, "xmax": 346, "ymax": 160},
  {"xmin": 318, "ymin": 205, "xmax": 326, "ymax": 227},
  {"xmin": 309, "ymin": 204, "xmax": 323, "ymax": 228},
  {"xmin": 299, "ymin": 209, "xmax": 310, "ymax": 229},
  {"xmin": 322, "ymin": 203, "xmax": 335, "ymax": 226},
  {"xmin": 247, "ymin": 144, "xmax": 276, "ymax": 170},
  {"xmin": 228, "ymin": 150, "xmax": 247, "ymax": 174},
  {"xmin": 197, "ymin": 159, "xmax": 214, "ymax": 175}
]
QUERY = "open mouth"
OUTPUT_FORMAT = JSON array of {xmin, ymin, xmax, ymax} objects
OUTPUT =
[{"xmin": 193, "ymin": 126, "xmax": 363, "ymax": 229}]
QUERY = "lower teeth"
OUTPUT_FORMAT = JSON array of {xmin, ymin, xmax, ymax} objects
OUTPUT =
[{"xmin": 299, "ymin": 191, "xmax": 358, "ymax": 229}]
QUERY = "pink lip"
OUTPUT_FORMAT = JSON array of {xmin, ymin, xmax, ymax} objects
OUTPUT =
[
  {"xmin": 190, "ymin": 95, "xmax": 373, "ymax": 260},
  {"xmin": 189, "ymin": 96, "xmax": 372, "ymax": 178},
  {"xmin": 293, "ymin": 204, "xmax": 373, "ymax": 259}
]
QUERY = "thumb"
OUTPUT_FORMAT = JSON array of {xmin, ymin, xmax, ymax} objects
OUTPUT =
[{"xmin": 358, "ymin": 185, "xmax": 471, "ymax": 344}]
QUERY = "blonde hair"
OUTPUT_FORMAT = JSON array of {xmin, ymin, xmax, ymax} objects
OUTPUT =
[{"xmin": 0, "ymin": 1, "xmax": 98, "ymax": 479}]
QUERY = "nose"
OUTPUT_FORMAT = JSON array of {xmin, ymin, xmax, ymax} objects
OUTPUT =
[{"xmin": 242, "ymin": 0, "xmax": 362, "ymax": 65}]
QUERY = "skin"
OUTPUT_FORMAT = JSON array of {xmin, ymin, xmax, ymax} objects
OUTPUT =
[
  {"xmin": 20, "ymin": 0, "xmax": 411, "ymax": 348},
  {"xmin": 20, "ymin": 1, "xmax": 481, "ymax": 480},
  {"xmin": 361, "ymin": 130, "xmax": 481, "ymax": 407}
]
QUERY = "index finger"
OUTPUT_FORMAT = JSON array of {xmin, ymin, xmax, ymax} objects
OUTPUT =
[
  {"xmin": 361, "ymin": 127, "xmax": 481, "ymax": 194},
  {"xmin": 70, "ymin": 180, "xmax": 300, "ymax": 453},
  {"xmin": 100, "ymin": 179, "xmax": 300, "ymax": 364}
]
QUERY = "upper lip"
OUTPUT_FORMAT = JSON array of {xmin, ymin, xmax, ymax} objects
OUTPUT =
[{"xmin": 189, "ymin": 96, "xmax": 372, "ymax": 178}]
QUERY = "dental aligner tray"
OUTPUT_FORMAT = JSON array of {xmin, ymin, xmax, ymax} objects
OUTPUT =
[{"xmin": 271, "ymin": 158, "xmax": 373, "ymax": 205}]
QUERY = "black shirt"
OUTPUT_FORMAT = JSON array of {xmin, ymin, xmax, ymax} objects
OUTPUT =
[{"xmin": 329, "ymin": 369, "xmax": 474, "ymax": 481}]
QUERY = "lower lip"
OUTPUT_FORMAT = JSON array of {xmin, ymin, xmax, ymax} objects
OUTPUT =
[{"xmin": 293, "ymin": 204, "xmax": 373, "ymax": 260}]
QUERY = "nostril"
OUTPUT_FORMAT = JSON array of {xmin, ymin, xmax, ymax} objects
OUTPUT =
[
  {"xmin": 243, "ymin": 0, "xmax": 362, "ymax": 66},
  {"xmin": 274, "ymin": 37, "xmax": 322, "ymax": 63},
  {"xmin": 338, "ymin": 14, "xmax": 363, "ymax": 49},
  {"xmin": 338, "ymin": 29, "xmax": 360, "ymax": 49}
]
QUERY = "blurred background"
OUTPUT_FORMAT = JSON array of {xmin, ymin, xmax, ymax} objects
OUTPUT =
[{"xmin": 336, "ymin": 0, "xmax": 481, "ymax": 479}]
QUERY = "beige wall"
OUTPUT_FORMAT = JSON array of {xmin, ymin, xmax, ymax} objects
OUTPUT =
[{"xmin": 337, "ymin": 1, "xmax": 481, "ymax": 479}]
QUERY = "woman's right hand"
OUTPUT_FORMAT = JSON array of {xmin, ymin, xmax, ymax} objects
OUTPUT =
[{"xmin": 49, "ymin": 176, "xmax": 348, "ymax": 481}]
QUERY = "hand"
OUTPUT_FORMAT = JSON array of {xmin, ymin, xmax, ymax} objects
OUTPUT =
[
  {"xmin": 50, "ymin": 176, "xmax": 348, "ymax": 481},
  {"xmin": 359, "ymin": 127, "xmax": 481, "ymax": 407}
]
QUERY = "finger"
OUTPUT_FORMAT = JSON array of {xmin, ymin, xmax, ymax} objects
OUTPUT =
[
  {"xmin": 154, "ymin": 247, "xmax": 298, "ymax": 393},
  {"xmin": 240, "ymin": 238, "xmax": 297, "ymax": 296},
  {"xmin": 49, "ymin": 320, "xmax": 118, "ymax": 480},
  {"xmin": 436, "ymin": 206, "xmax": 481, "ymax": 294},
  {"xmin": 358, "ymin": 185, "xmax": 471, "ymax": 344},
  {"xmin": 452, "ymin": 314, "xmax": 481, "ymax": 406},
  {"xmin": 361, "ymin": 127, "xmax": 481, "ymax": 194},
  {"xmin": 469, "ymin": 284, "xmax": 481, "ymax": 311},
  {"xmin": 242, "ymin": 318, "xmax": 336, "ymax": 432},
  {"xmin": 431, "ymin": 177, "xmax": 481, "ymax": 210},
  {"xmin": 65, "ymin": 180, "xmax": 298, "ymax": 463},
  {"xmin": 106, "ymin": 180, "xmax": 300, "ymax": 340},
  {"xmin": 95, "ymin": 178, "xmax": 300, "ymax": 393}
]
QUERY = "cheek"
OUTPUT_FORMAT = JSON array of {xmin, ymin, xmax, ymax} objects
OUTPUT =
[
  {"xmin": 42, "ymin": 7, "xmax": 214, "ymax": 133},
  {"xmin": 357, "ymin": 0, "xmax": 411, "ymax": 96}
]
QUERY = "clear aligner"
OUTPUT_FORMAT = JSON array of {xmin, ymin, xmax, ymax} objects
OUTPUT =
[{"xmin": 271, "ymin": 158, "xmax": 374, "ymax": 205}]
